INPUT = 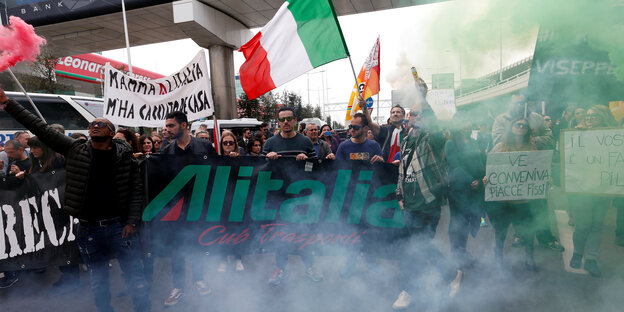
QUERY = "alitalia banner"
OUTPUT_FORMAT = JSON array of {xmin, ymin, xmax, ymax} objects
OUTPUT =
[
  {"xmin": 104, "ymin": 50, "xmax": 214, "ymax": 127},
  {"xmin": 0, "ymin": 156, "xmax": 407, "ymax": 270},
  {"xmin": 143, "ymin": 155, "xmax": 406, "ymax": 258}
]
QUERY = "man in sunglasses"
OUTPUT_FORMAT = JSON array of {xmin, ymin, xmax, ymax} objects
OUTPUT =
[
  {"xmin": 0, "ymin": 88, "xmax": 150, "ymax": 312},
  {"xmin": 262, "ymin": 107, "xmax": 322, "ymax": 286},
  {"xmin": 336, "ymin": 112, "xmax": 383, "ymax": 163},
  {"xmin": 491, "ymin": 93, "xmax": 563, "ymax": 253}
]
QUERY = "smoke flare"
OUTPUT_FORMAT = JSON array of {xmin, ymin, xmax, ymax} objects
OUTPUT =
[{"xmin": 0, "ymin": 16, "xmax": 46, "ymax": 72}]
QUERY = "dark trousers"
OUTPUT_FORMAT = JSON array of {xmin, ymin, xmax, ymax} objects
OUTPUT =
[
  {"xmin": 531, "ymin": 199, "xmax": 557, "ymax": 244},
  {"xmin": 398, "ymin": 208, "xmax": 457, "ymax": 294},
  {"xmin": 448, "ymin": 190, "xmax": 482, "ymax": 268},
  {"xmin": 171, "ymin": 253, "xmax": 205, "ymax": 290},
  {"xmin": 77, "ymin": 222, "xmax": 150, "ymax": 312},
  {"xmin": 486, "ymin": 202, "xmax": 534, "ymax": 263}
]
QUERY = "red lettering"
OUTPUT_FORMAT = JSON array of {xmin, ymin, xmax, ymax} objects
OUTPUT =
[
  {"xmin": 198, "ymin": 225, "xmax": 226, "ymax": 246},
  {"xmin": 259, "ymin": 223, "xmax": 285, "ymax": 243}
]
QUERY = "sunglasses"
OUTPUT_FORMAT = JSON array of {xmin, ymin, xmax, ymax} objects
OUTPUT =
[
  {"xmin": 89, "ymin": 121, "xmax": 113, "ymax": 132},
  {"xmin": 513, "ymin": 123, "xmax": 528, "ymax": 129},
  {"xmin": 544, "ymin": 118, "xmax": 551, "ymax": 121},
  {"xmin": 153, "ymin": 140, "xmax": 162, "ymax": 143},
  {"xmin": 348, "ymin": 125, "xmax": 363, "ymax": 130},
  {"xmin": 278, "ymin": 116, "xmax": 294, "ymax": 122},
  {"xmin": 222, "ymin": 141, "xmax": 235, "ymax": 146}
]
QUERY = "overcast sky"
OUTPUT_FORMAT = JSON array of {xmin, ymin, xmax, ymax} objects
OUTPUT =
[{"xmin": 102, "ymin": 1, "xmax": 537, "ymax": 124}]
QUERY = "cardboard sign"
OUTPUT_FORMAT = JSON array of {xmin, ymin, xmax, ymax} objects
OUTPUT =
[
  {"xmin": 562, "ymin": 128, "xmax": 624, "ymax": 196},
  {"xmin": 485, "ymin": 150, "xmax": 553, "ymax": 201}
]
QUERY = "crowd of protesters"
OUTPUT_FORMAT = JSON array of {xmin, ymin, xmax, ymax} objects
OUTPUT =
[{"xmin": 1, "ymin": 85, "xmax": 623, "ymax": 311}]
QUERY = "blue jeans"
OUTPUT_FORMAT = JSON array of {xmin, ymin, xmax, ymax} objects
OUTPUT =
[{"xmin": 77, "ymin": 222, "xmax": 150, "ymax": 312}]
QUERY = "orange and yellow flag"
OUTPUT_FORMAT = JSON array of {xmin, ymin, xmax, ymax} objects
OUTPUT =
[{"xmin": 346, "ymin": 37, "xmax": 380, "ymax": 121}]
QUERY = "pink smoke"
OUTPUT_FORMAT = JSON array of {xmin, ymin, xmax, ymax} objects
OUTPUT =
[{"xmin": 0, "ymin": 16, "xmax": 47, "ymax": 72}]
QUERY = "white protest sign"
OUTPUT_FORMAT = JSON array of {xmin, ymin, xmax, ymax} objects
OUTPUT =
[
  {"xmin": 104, "ymin": 50, "xmax": 213, "ymax": 127},
  {"xmin": 485, "ymin": 150, "xmax": 553, "ymax": 201},
  {"xmin": 426, "ymin": 89, "xmax": 456, "ymax": 120},
  {"xmin": 562, "ymin": 128, "xmax": 624, "ymax": 196}
]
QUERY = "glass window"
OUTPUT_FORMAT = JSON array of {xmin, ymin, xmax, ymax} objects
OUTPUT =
[{"xmin": 0, "ymin": 96, "xmax": 90, "ymax": 130}]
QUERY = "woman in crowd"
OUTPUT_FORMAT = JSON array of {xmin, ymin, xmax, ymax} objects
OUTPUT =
[
  {"xmin": 485, "ymin": 117, "xmax": 538, "ymax": 271},
  {"xmin": 27, "ymin": 136, "xmax": 66, "ymax": 173},
  {"xmin": 445, "ymin": 119, "xmax": 485, "ymax": 269},
  {"xmin": 568, "ymin": 105, "xmax": 617, "ymax": 277},
  {"xmin": 151, "ymin": 133, "xmax": 164, "ymax": 151},
  {"xmin": 216, "ymin": 130, "xmax": 245, "ymax": 272},
  {"xmin": 320, "ymin": 124, "xmax": 341, "ymax": 153},
  {"xmin": 138, "ymin": 135, "xmax": 155, "ymax": 155},
  {"xmin": 114, "ymin": 128, "xmax": 140, "ymax": 153},
  {"xmin": 571, "ymin": 107, "xmax": 587, "ymax": 128},
  {"xmin": 245, "ymin": 136, "xmax": 264, "ymax": 156}
]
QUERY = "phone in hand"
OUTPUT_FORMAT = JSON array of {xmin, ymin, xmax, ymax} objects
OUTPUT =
[{"xmin": 324, "ymin": 131, "xmax": 332, "ymax": 136}]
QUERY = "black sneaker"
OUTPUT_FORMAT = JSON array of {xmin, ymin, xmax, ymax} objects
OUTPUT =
[
  {"xmin": 545, "ymin": 241, "xmax": 565, "ymax": 252},
  {"xmin": 0, "ymin": 276, "xmax": 19, "ymax": 289},
  {"xmin": 569, "ymin": 253, "xmax": 582, "ymax": 269},
  {"xmin": 584, "ymin": 259, "xmax": 602, "ymax": 278}
]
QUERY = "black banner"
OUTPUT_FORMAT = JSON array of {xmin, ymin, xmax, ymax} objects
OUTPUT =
[
  {"xmin": 143, "ymin": 155, "xmax": 407, "ymax": 258},
  {"xmin": 0, "ymin": 169, "xmax": 79, "ymax": 271},
  {"xmin": 5, "ymin": 0, "xmax": 173, "ymax": 27}
]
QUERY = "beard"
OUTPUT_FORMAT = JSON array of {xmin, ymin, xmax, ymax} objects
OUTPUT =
[{"xmin": 91, "ymin": 136, "xmax": 110, "ymax": 143}]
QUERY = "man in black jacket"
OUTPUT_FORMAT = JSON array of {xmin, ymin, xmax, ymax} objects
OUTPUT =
[{"xmin": 0, "ymin": 88, "xmax": 150, "ymax": 312}]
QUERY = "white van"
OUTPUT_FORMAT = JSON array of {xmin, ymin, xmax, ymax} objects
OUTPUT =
[{"xmin": 0, "ymin": 92, "xmax": 99, "ymax": 145}]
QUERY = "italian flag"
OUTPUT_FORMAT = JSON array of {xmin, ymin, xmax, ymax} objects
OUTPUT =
[{"xmin": 238, "ymin": 0, "xmax": 349, "ymax": 100}]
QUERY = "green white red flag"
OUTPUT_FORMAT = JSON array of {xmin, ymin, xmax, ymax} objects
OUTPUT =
[{"xmin": 238, "ymin": 0, "xmax": 349, "ymax": 100}]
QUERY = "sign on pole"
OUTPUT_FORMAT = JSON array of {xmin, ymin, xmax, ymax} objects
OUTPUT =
[
  {"xmin": 562, "ymin": 128, "xmax": 624, "ymax": 196},
  {"xmin": 485, "ymin": 150, "xmax": 553, "ymax": 201},
  {"xmin": 104, "ymin": 50, "xmax": 213, "ymax": 127},
  {"xmin": 425, "ymin": 89, "xmax": 456, "ymax": 120}
]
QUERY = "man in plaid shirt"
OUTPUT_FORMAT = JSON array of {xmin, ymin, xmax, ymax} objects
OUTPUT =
[{"xmin": 392, "ymin": 107, "xmax": 463, "ymax": 311}]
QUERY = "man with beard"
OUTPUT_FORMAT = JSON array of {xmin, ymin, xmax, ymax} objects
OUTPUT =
[
  {"xmin": 160, "ymin": 111, "xmax": 215, "ymax": 306},
  {"xmin": 362, "ymin": 104, "xmax": 406, "ymax": 163},
  {"xmin": 0, "ymin": 88, "xmax": 150, "ymax": 312},
  {"xmin": 263, "ymin": 107, "xmax": 322, "ymax": 286}
]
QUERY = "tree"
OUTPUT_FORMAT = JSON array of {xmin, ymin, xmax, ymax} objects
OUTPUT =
[
  {"xmin": 258, "ymin": 92, "xmax": 280, "ymax": 123},
  {"xmin": 237, "ymin": 93, "xmax": 261, "ymax": 118},
  {"xmin": 332, "ymin": 121, "xmax": 345, "ymax": 130},
  {"xmin": 21, "ymin": 47, "xmax": 69, "ymax": 93}
]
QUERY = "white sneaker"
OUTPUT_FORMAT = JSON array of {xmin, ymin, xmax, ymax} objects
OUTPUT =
[
  {"xmin": 392, "ymin": 290, "xmax": 412, "ymax": 310},
  {"xmin": 164, "ymin": 288, "xmax": 183, "ymax": 306},
  {"xmin": 217, "ymin": 261, "xmax": 227, "ymax": 273},
  {"xmin": 449, "ymin": 270, "xmax": 463, "ymax": 298},
  {"xmin": 195, "ymin": 280, "xmax": 212, "ymax": 296},
  {"xmin": 235, "ymin": 259, "xmax": 245, "ymax": 271}
]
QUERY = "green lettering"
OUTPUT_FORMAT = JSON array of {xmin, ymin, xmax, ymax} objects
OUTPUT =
[
  {"xmin": 347, "ymin": 170, "xmax": 372, "ymax": 224},
  {"xmin": 279, "ymin": 180, "xmax": 326, "ymax": 224},
  {"xmin": 205, "ymin": 166, "xmax": 230, "ymax": 221},
  {"xmin": 142, "ymin": 165, "xmax": 210, "ymax": 221},
  {"xmin": 228, "ymin": 166, "xmax": 253, "ymax": 222},
  {"xmin": 251, "ymin": 171, "xmax": 283, "ymax": 221},
  {"xmin": 366, "ymin": 184, "xmax": 405, "ymax": 228},
  {"xmin": 325, "ymin": 170, "xmax": 351, "ymax": 222}
]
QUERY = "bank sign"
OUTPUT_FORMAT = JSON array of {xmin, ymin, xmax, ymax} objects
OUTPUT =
[{"xmin": 1, "ymin": 0, "xmax": 173, "ymax": 27}]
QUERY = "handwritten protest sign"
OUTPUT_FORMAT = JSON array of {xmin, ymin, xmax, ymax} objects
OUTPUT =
[
  {"xmin": 562, "ymin": 128, "xmax": 624, "ymax": 196},
  {"xmin": 104, "ymin": 50, "xmax": 213, "ymax": 127},
  {"xmin": 485, "ymin": 150, "xmax": 553, "ymax": 201}
]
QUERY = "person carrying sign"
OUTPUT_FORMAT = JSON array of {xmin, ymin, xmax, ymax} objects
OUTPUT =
[
  {"xmin": 0, "ymin": 88, "xmax": 151, "ymax": 312},
  {"xmin": 393, "ymin": 106, "xmax": 462, "ymax": 311},
  {"xmin": 568, "ymin": 105, "xmax": 617, "ymax": 277},
  {"xmin": 492, "ymin": 93, "xmax": 564, "ymax": 253},
  {"xmin": 485, "ymin": 117, "xmax": 538, "ymax": 271}
]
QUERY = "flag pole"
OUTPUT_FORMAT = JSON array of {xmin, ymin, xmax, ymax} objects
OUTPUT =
[
  {"xmin": 121, "ymin": 0, "xmax": 133, "ymax": 74},
  {"xmin": 7, "ymin": 68, "xmax": 46, "ymax": 122},
  {"xmin": 347, "ymin": 56, "xmax": 360, "ymax": 96}
]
